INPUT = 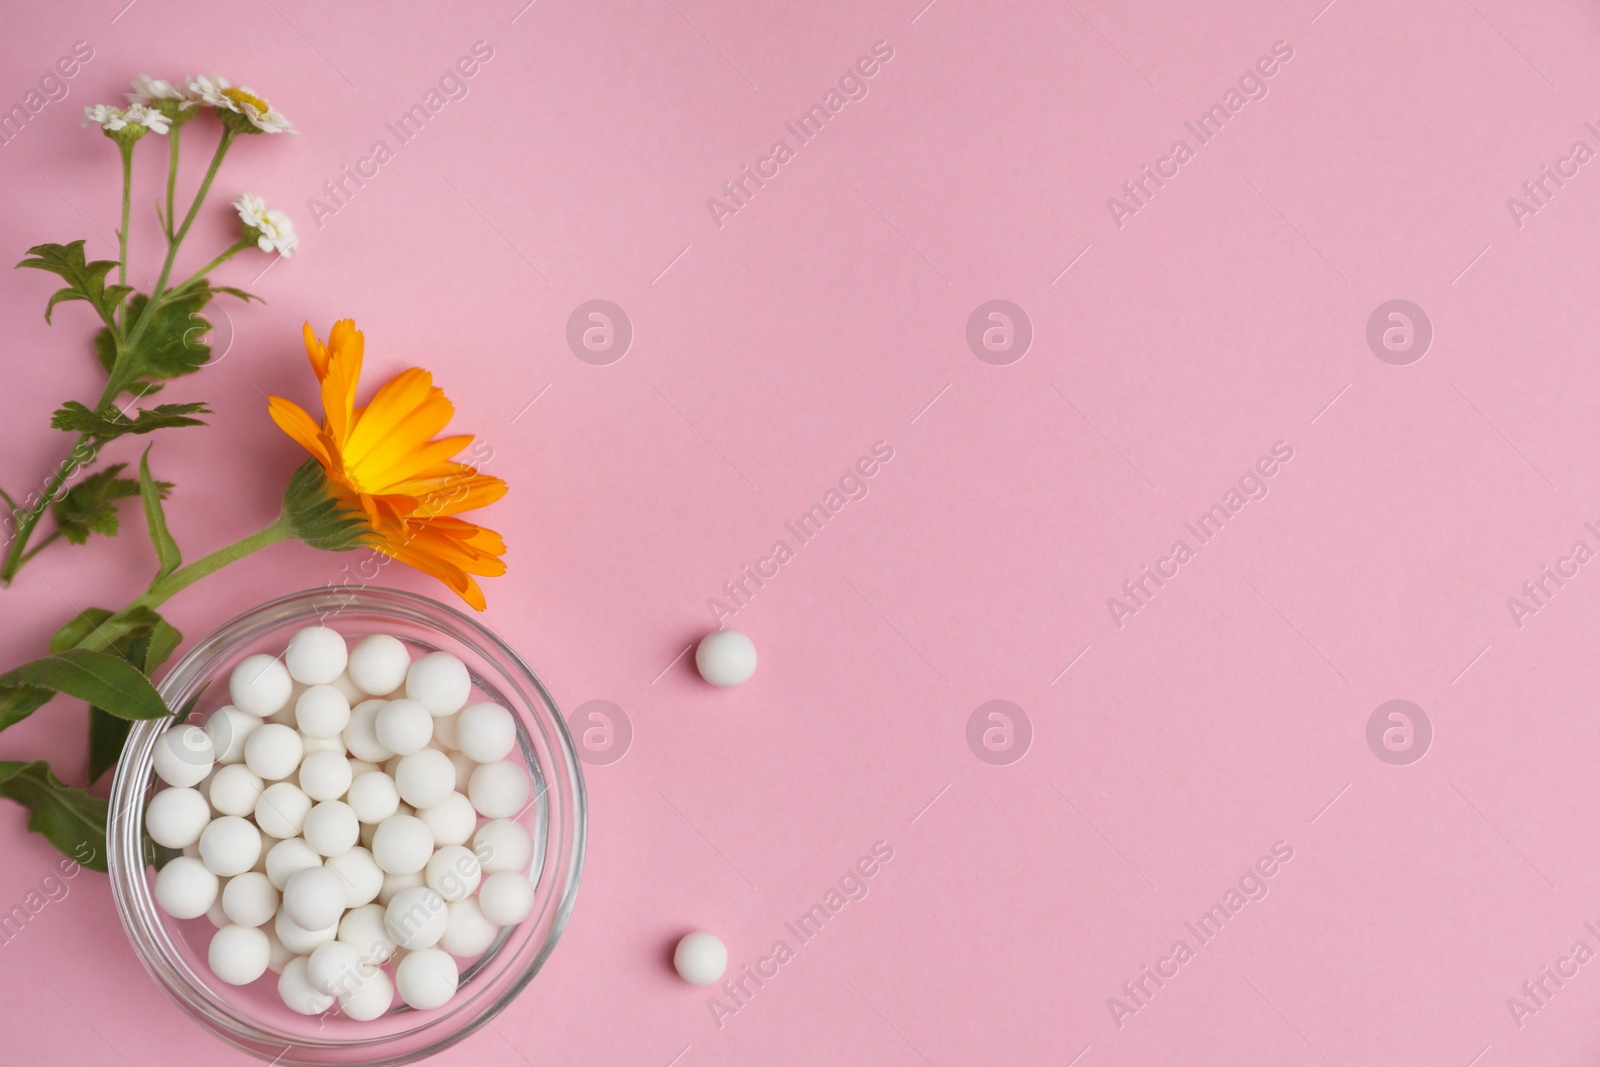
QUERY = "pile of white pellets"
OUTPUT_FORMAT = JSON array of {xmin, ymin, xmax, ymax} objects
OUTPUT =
[{"xmin": 144, "ymin": 625, "xmax": 538, "ymax": 1020}]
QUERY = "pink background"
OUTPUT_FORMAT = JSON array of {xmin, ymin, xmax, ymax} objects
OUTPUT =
[{"xmin": 4, "ymin": 0, "xmax": 1600, "ymax": 1063}]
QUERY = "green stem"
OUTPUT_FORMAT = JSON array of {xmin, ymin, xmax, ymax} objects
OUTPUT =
[
  {"xmin": 164, "ymin": 125, "xmax": 181, "ymax": 239},
  {"xmin": 127, "ymin": 514, "xmax": 294, "ymax": 613},
  {"xmin": 0, "ymin": 438, "xmax": 97, "ymax": 586},
  {"xmin": 16, "ymin": 531, "xmax": 61, "ymax": 568},
  {"xmin": 169, "ymin": 239, "xmax": 250, "ymax": 297},
  {"xmin": 116, "ymin": 143, "xmax": 133, "ymax": 292}
]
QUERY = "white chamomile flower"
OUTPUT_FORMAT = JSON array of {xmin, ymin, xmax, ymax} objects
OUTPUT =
[
  {"xmin": 127, "ymin": 75, "xmax": 195, "ymax": 108},
  {"xmin": 234, "ymin": 193, "xmax": 298, "ymax": 257},
  {"xmin": 125, "ymin": 103, "xmax": 170, "ymax": 135},
  {"xmin": 192, "ymin": 73, "xmax": 296, "ymax": 135},
  {"xmin": 82, "ymin": 104, "xmax": 121, "ymax": 129}
]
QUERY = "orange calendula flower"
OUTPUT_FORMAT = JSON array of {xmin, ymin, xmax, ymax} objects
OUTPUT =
[{"xmin": 268, "ymin": 319, "xmax": 508, "ymax": 609}]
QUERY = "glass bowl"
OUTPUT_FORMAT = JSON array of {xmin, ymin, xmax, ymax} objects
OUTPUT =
[{"xmin": 107, "ymin": 588, "xmax": 586, "ymax": 1066}]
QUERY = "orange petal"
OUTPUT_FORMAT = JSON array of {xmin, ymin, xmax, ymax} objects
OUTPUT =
[
  {"xmin": 268, "ymin": 396, "xmax": 333, "ymax": 467},
  {"xmin": 342, "ymin": 370, "xmax": 445, "ymax": 470},
  {"xmin": 302, "ymin": 322, "xmax": 329, "ymax": 381}
]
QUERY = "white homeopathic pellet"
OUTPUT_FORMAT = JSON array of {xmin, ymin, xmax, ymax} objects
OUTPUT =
[
  {"xmin": 145, "ymin": 787, "xmax": 211, "ymax": 848},
  {"xmin": 155, "ymin": 856, "xmax": 218, "ymax": 919},
  {"xmin": 418, "ymin": 792, "xmax": 477, "ymax": 847},
  {"xmin": 199, "ymin": 816, "xmax": 262, "ymax": 877},
  {"xmin": 282, "ymin": 866, "xmax": 346, "ymax": 930},
  {"xmin": 440, "ymin": 897, "xmax": 500, "ymax": 957},
  {"xmin": 244, "ymin": 723, "xmax": 304, "ymax": 781},
  {"xmin": 455, "ymin": 702, "xmax": 516, "ymax": 763},
  {"xmin": 347, "ymin": 634, "xmax": 411, "ymax": 696},
  {"xmin": 298, "ymin": 750, "xmax": 353, "ymax": 802},
  {"xmin": 221, "ymin": 872, "xmax": 280, "ymax": 927},
  {"xmin": 205, "ymin": 706, "xmax": 259, "ymax": 764},
  {"xmin": 375, "ymin": 699, "xmax": 434, "ymax": 756},
  {"xmin": 209, "ymin": 924, "xmax": 272, "ymax": 985},
  {"xmin": 378, "ymin": 870, "xmax": 424, "ymax": 905},
  {"xmin": 229, "ymin": 654, "xmax": 294, "ymax": 716},
  {"xmin": 424, "ymin": 845, "xmax": 482, "ymax": 902},
  {"xmin": 394, "ymin": 748, "xmax": 456, "ymax": 809},
  {"xmin": 347, "ymin": 770, "xmax": 401, "ymax": 824},
  {"xmin": 307, "ymin": 940, "xmax": 372, "ymax": 997},
  {"xmin": 371, "ymin": 814, "xmax": 434, "ymax": 874},
  {"xmin": 384, "ymin": 885, "xmax": 449, "ymax": 950},
  {"xmin": 396, "ymin": 948, "xmax": 459, "ymax": 1010},
  {"xmin": 477, "ymin": 871, "xmax": 535, "ymax": 926},
  {"xmin": 275, "ymin": 909, "xmax": 340, "ymax": 955},
  {"xmin": 153, "ymin": 725, "xmax": 214, "ymax": 788},
  {"xmin": 338, "ymin": 967, "xmax": 394, "ymax": 1021},
  {"xmin": 255, "ymin": 782, "xmax": 313, "ymax": 839},
  {"xmin": 294, "ymin": 685, "xmax": 352, "ymax": 739},
  {"xmin": 405, "ymin": 651, "xmax": 472, "ymax": 716},
  {"xmin": 473, "ymin": 819, "xmax": 533, "ymax": 874},
  {"xmin": 343, "ymin": 699, "xmax": 394, "ymax": 763},
  {"xmin": 303, "ymin": 800, "xmax": 360, "ymax": 858},
  {"xmin": 339, "ymin": 902, "xmax": 397, "ymax": 963},
  {"xmin": 467, "ymin": 760, "xmax": 530, "ymax": 819},
  {"xmin": 695, "ymin": 630, "xmax": 757, "ymax": 687},
  {"xmin": 264, "ymin": 837, "xmax": 323, "ymax": 891},
  {"xmin": 279, "ymin": 957, "xmax": 336, "ymax": 1015},
  {"xmin": 208, "ymin": 764, "xmax": 265, "ymax": 818},
  {"xmin": 673, "ymin": 931, "xmax": 728, "ymax": 985},
  {"xmin": 325, "ymin": 846, "xmax": 384, "ymax": 908},
  {"xmin": 285, "ymin": 626, "xmax": 349, "ymax": 686}
]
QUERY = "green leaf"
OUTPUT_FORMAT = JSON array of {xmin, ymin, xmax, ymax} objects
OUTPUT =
[
  {"xmin": 50, "ymin": 463, "xmax": 141, "ymax": 545},
  {"xmin": 0, "ymin": 761, "xmax": 108, "ymax": 871},
  {"xmin": 0, "ymin": 688, "xmax": 54, "ymax": 732},
  {"xmin": 284, "ymin": 458, "xmax": 370, "ymax": 551},
  {"xmin": 138, "ymin": 450, "xmax": 181, "ymax": 580},
  {"xmin": 210, "ymin": 285, "xmax": 262, "ymax": 303},
  {"xmin": 49, "ymin": 608, "xmax": 117, "ymax": 653},
  {"xmin": 100, "ymin": 290, "xmax": 215, "ymax": 385},
  {"xmin": 87, "ymin": 707, "xmax": 132, "ymax": 784},
  {"xmin": 0, "ymin": 648, "xmax": 171, "ymax": 722},
  {"xmin": 17, "ymin": 241, "xmax": 127, "ymax": 326},
  {"xmin": 51, "ymin": 400, "xmax": 210, "ymax": 440}
]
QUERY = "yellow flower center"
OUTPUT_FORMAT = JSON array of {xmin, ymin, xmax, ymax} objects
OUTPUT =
[{"xmin": 221, "ymin": 87, "xmax": 270, "ymax": 113}]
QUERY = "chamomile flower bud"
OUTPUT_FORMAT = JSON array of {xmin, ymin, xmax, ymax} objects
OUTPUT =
[
  {"xmin": 128, "ymin": 74, "xmax": 202, "ymax": 124},
  {"xmin": 192, "ymin": 73, "xmax": 296, "ymax": 135},
  {"xmin": 234, "ymin": 193, "xmax": 299, "ymax": 257}
]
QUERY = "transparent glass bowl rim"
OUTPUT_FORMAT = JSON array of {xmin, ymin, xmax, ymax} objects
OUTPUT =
[{"xmin": 106, "ymin": 587, "xmax": 586, "ymax": 1066}]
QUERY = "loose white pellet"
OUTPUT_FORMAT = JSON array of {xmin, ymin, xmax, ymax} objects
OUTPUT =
[
  {"xmin": 282, "ymin": 866, "xmax": 345, "ymax": 930},
  {"xmin": 477, "ymin": 871, "xmax": 535, "ymax": 926},
  {"xmin": 347, "ymin": 634, "xmax": 410, "ymax": 697},
  {"xmin": 244, "ymin": 723, "xmax": 304, "ymax": 781},
  {"xmin": 375, "ymin": 699, "xmax": 433, "ymax": 756},
  {"xmin": 418, "ymin": 793, "xmax": 477, "ymax": 847},
  {"xmin": 384, "ymin": 885, "xmax": 449, "ymax": 950},
  {"xmin": 396, "ymin": 948, "xmax": 459, "ymax": 1010},
  {"xmin": 473, "ymin": 819, "xmax": 534, "ymax": 874},
  {"xmin": 154, "ymin": 856, "xmax": 218, "ymax": 919},
  {"xmin": 338, "ymin": 966, "xmax": 394, "ymax": 1021},
  {"xmin": 255, "ymin": 782, "xmax": 313, "ymax": 839},
  {"xmin": 264, "ymin": 837, "xmax": 323, "ymax": 891},
  {"xmin": 440, "ymin": 897, "xmax": 501, "ymax": 957},
  {"xmin": 294, "ymin": 685, "xmax": 352, "ymax": 739},
  {"xmin": 343, "ymin": 699, "xmax": 393, "ymax": 763},
  {"xmin": 329, "ymin": 671, "xmax": 365, "ymax": 705},
  {"xmin": 673, "ymin": 931, "xmax": 728, "ymax": 985},
  {"xmin": 229, "ymin": 654, "xmax": 294, "ymax": 716},
  {"xmin": 424, "ymin": 844, "xmax": 482, "ymax": 902},
  {"xmin": 198, "ymin": 816, "xmax": 263, "ymax": 877},
  {"xmin": 371, "ymin": 814, "xmax": 434, "ymax": 874},
  {"xmin": 208, "ymin": 764, "xmax": 265, "ymax": 818},
  {"xmin": 153, "ymin": 725, "xmax": 215, "ymax": 788},
  {"xmin": 275, "ymin": 909, "xmax": 340, "ymax": 955},
  {"xmin": 307, "ymin": 940, "xmax": 373, "ymax": 997},
  {"xmin": 405, "ymin": 651, "xmax": 471, "ymax": 716},
  {"xmin": 264, "ymin": 925, "xmax": 294, "ymax": 973},
  {"xmin": 695, "ymin": 630, "xmax": 757, "ymax": 687},
  {"xmin": 206, "ymin": 895, "xmax": 231, "ymax": 929},
  {"xmin": 204, "ymin": 706, "xmax": 259, "ymax": 764},
  {"xmin": 325, "ymin": 846, "xmax": 384, "ymax": 908},
  {"xmin": 338, "ymin": 902, "xmax": 397, "ymax": 964},
  {"xmin": 221, "ymin": 871, "xmax": 279, "ymax": 927},
  {"xmin": 347, "ymin": 771, "xmax": 401, "ymax": 825},
  {"xmin": 285, "ymin": 626, "xmax": 349, "ymax": 686},
  {"xmin": 298, "ymin": 750, "xmax": 354, "ymax": 802},
  {"xmin": 209, "ymin": 924, "xmax": 271, "ymax": 985},
  {"xmin": 279, "ymin": 956, "xmax": 335, "ymax": 1015},
  {"xmin": 145, "ymin": 787, "xmax": 211, "ymax": 849},
  {"xmin": 394, "ymin": 748, "xmax": 456, "ymax": 809},
  {"xmin": 467, "ymin": 760, "xmax": 530, "ymax": 819},
  {"xmin": 455, "ymin": 702, "xmax": 517, "ymax": 763},
  {"xmin": 303, "ymin": 800, "xmax": 360, "ymax": 858}
]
